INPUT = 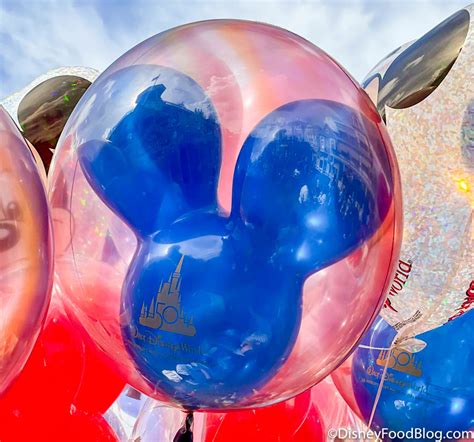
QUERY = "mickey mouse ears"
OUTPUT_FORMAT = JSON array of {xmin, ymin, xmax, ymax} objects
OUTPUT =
[
  {"xmin": 363, "ymin": 5, "xmax": 472, "ymax": 119},
  {"xmin": 0, "ymin": 67, "xmax": 99, "ymax": 172}
]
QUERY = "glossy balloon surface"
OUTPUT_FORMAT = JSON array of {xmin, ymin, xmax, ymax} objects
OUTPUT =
[
  {"xmin": 50, "ymin": 19, "xmax": 402, "ymax": 409},
  {"xmin": 349, "ymin": 313, "xmax": 474, "ymax": 435},
  {"xmin": 18, "ymin": 75, "xmax": 92, "ymax": 170},
  {"xmin": 362, "ymin": 5, "xmax": 473, "ymax": 338},
  {"xmin": 0, "ymin": 411, "xmax": 118, "ymax": 442},
  {"xmin": 202, "ymin": 389, "xmax": 323, "ymax": 441},
  {"xmin": 0, "ymin": 107, "xmax": 52, "ymax": 394}
]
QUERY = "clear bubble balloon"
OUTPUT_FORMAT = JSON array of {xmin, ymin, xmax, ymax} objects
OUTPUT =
[
  {"xmin": 0, "ymin": 107, "xmax": 53, "ymax": 394},
  {"xmin": 50, "ymin": 19, "xmax": 402, "ymax": 410}
]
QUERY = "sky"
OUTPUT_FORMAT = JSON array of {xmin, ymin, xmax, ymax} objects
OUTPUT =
[{"xmin": 0, "ymin": 0, "xmax": 469, "ymax": 98}]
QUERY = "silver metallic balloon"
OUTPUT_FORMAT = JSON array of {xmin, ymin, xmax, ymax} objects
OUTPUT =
[{"xmin": 363, "ymin": 5, "xmax": 474, "ymax": 339}]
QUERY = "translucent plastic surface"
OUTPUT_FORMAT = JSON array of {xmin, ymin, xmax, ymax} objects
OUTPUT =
[
  {"xmin": 50, "ymin": 20, "xmax": 402, "ymax": 410},
  {"xmin": 0, "ymin": 107, "xmax": 53, "ymax": 394}
]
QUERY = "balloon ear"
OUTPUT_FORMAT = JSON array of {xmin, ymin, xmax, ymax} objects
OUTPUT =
[
  {"xmin": 231, "ymin": 99, "xmax": 392, "ymax": 276},
  {"xmin": 78, "ymin": 65, "xmax": 223, "ymax": 237},
  {"xmin": 79, "ymin": 139, "xmax": 177, "ymax": 237}
]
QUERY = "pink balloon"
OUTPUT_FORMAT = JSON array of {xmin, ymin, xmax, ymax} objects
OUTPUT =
[{"xmin": 0, "ymin": 107, "xmax": 53, "ymax": 394}]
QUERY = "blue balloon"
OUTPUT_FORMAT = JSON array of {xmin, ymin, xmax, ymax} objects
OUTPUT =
[
  {"xmin": 78, "ymin": 65, "xmax": 392, "ymax": 408},
  {"xmin": 352, "ymin": 311, "xmax": 474, "ymax": 439}
]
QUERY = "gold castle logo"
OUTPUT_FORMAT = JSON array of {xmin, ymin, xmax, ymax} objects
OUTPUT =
[
  {"xmin": 376, "ymin": 348, "xmax": 422, "ymax": 377},
  {"xmin": 139, "ymin": 256, "xmax": 196, "ymax": 337}
]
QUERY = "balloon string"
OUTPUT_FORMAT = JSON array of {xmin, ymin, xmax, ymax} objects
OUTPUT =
[
  {"xmin": 358, "ymin": 345, "xmax": 392, "ymax": 351},
  {"xmin": 367, "ymin": 332, "xmax": 400, "ymax": 429},
  {"xmin": 173, "ymin": 412, "xmax": 194, "ymax": 442},
  {"xmin": 366, "ymin": 215, "xmax": 472, "ymax": 429}
]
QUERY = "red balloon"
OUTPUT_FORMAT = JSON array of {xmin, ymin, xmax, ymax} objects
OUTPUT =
[
  {"xmin": 0, "ymin": 411, "xmax": 118, "ymax": 442},
  {"xmin": 65, "ymin": 308, "xmax": 126, "ymax": 414},
  {"xmin": 0, "ymin": 292, "xmax": 124, "ymax": 426},
  {"xmin": 63, "ymin": 413, "xmax": 119, "ymax": 442},
  {"xmin": 203, "ymin": 390, "xmax": 324, "ymax": 442}
]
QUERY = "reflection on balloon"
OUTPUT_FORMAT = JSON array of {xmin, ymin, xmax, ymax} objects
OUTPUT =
[
  {"xmin": 367, "ymin": 9, "xmax": 470, "ymax": 118},
  {"xmin": 362, "ymin": 5, "xmax": 474, "ymax": 338},
  {"xmin": 50, "ymin": 19, "xmax": 401, "ymax": 410},
  {"xmin": 349, "ymin": 312, "xmax": 474, "ymax": 435},
  {"xmin": 17, "ymin": 75, "xmax": 92, "ymax": 171},
  {"xmin": 0, "ymin": 106, "xmax": 53, "ymax": 395}
]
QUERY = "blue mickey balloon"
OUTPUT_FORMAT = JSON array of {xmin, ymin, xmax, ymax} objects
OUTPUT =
[
  {"xmin": 77, "ymin": 63, "xmax": 392, "ymax": 409},
  {"xmin": 352, "ymin": 311, "xmax": 474, "ymax": 439}
]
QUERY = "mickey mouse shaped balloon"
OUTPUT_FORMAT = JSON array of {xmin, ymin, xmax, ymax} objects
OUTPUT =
[
  {"xmin": 363, "ymin": 5, "xmax": 473, "ymax": 339},
  {"xmin": 50, "ymin": 20, "xmax": 402, "ymax": 410}
]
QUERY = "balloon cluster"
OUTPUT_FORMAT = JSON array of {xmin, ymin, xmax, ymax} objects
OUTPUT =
[
  {"xmin": 1, "ymin": 3, "xmax": 472, "ymax": 441},
  {"xmin": 0, "ymin": 72, "xmax": 123, "ymax": 441}
]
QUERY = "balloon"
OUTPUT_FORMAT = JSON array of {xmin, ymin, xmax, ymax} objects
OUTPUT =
[
  {"xmin": 362, "ymin": 5, "xmax": 474, "ymax": 338},
  {"xmin": 25, "ymin": 138, "xmax": 48, "ymax": 185},
  {"xmin": 50, "ymin": 19, "xmax": 402, "ymax": 409},
  {"xmin": 311, "ymin": 377, "xmax": 371, "ymax": 442},
  {"xmin": 0, "ymin": 411, "xmax": 118, "ymax": 442},
  {"xmin": 17, "ymin": 75, "xmax": 92, "ymax": 171},
  {"xmin": 64, "ymin": 413, "xmax": 119, "ymax": 442},
  {"xmin": 0, "ymin": 107, "xmax": 53, "ymax": 395},
  {"xmin": 331, "ymin": 354, "xmax": 364, "ymax": 420},
  {"xmin": 350, "ymin": 311, "xmax": 474, "ymax": 436},
  {"xmin": 0, "ymin": 67, "xmax": 99, "ymax": 128},
  {"xmin": 0, "ymin": 290, "xmax": 124, "ymax": 424}
]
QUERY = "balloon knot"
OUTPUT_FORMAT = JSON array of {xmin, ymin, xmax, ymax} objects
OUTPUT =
[{"xmin": 173, "ymin": 412, "xmax": 194, "ymax": 442}]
